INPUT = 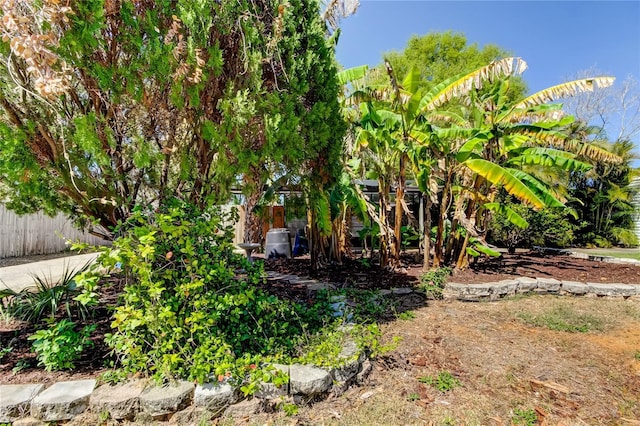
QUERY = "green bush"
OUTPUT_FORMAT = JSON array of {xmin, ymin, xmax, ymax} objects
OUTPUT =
[
  {"xmin": 488, "ymin": 200, "xmax": 577, "ymax": 251},
  {"xmin": 419, "ymin": 267, "xmax": 452, "ymax": 300},
  {"xmin": 28, "ymin": 319, "xmax": 95, "ymax": 371},
  {"xmin": 96, "ymin": 200, "xmax": 332, "ymax": 384}
]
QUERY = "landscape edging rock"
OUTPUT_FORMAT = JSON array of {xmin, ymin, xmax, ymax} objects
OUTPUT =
[
  {"xmin": 444, "ymin": 276, "xmax": 640, "ymax": 301},
  {"xmin": 0, "ymin": 336, "xmax": 367, "ymax": 424}
]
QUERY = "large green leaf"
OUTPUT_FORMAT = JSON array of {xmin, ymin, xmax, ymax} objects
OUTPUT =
[
  {"xmin": 508, "ymin": 148, "xmax": 592, "ymax": 172},
  {"xmin": 337, "ymin": 65, "xmax": 369, "ymax": 85},
  {"xmin": 471, "ymin": 242, "xmax": 501, "ymax": 257},
  {"xmin": 464, "ymin": 158, "xmax": 545, "ymax": 209},
  {"xmin": 484, "ymin": 202, "xmax": 528, "ymax": 228},
  {"xmin": 506, "ymin": 168, "xmax": 565, "ymax": 208},
  {"xmin": 401, "ymin": 66, "xmax": 421, "ymax": 96}
]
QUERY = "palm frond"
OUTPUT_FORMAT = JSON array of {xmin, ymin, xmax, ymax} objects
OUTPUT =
[
  {"xmin": 513, "ymin": 77, "xmax": 615, "ymax": 109},
  {"xmin": 322, "ymin": 0, "xmax": 359, "ymax": 35},
  {"xmin": 419, "ymin": 57, "xmax": 527, "ymax": 113}
]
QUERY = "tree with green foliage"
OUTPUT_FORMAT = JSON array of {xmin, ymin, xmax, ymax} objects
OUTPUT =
[
  {"xmin": 569, "ymin": 139, "xmax": 638, "ymax": 247},
  {"xmin": 0, "ymin": 0, "xmax": 345, "ymax": 247},
  {"xmin": 342, "ymin": 55, "xmax": 618, "ymax": 270}
]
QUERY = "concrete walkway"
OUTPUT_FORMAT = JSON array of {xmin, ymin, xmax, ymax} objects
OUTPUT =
[{"xmin": 0, "ymin": 253, "xmax": 98, "ymax": 293}]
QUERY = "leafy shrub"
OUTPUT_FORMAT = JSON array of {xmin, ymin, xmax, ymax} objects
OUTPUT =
[
  {"xmin": 419, "ymin": 267, "xmax": 452, "ymax": 300},
  {"xmin": 488, "ymin": 200, "xmax": 577, "ymax": 251},
  {"xmin": 294, "ymin": 322, "xmax": 397, "ymax": 368},
  {"xmin": 28, "ymin": 319, "xmax": 95, "ymax": 371},
  {"xmin": 95, "ymin": 200, "xmax": 332, "ymax": 384}
]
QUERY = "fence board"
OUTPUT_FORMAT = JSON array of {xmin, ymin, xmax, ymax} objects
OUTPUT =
[{"xmin": 0, "ymin": 205, "xmax": 108, "ymax": 259}]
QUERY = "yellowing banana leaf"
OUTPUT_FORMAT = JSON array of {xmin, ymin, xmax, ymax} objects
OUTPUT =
[
  {"xmin": 464, "ymin": 158, "xmax": 545, "ymax": 209},
  {"xmin": 514, "ymin": 77, "xmax": 615, "ymax": 109},
  {"xmin": 418, "ymin": 57, "xmax": 527, "ymax": 114}
]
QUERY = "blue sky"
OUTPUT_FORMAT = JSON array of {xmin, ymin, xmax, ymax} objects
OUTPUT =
[{"xmin": 335, "ymin": 1, "xmax": 640, "ymax": 94}]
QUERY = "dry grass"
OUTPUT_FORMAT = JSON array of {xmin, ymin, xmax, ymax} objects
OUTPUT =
[{"xmin": 261, "ymin": 295, "xmax": 640, "ymax": 426}]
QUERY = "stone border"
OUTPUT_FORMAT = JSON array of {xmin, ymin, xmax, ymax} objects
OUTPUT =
[
  {"xmin": 0, "ymin": 341, "xmax": 371, "ymax": 424},
  {"xmin": 444, "ymin": 277, "xmax": 640, "ymax": 301}
]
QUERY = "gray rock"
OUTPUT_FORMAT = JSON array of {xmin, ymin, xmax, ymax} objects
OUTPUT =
[
  {"xmin": 391, "ymin": 287, "xmax": 413, "ymax": 295},
  {"xmin": 457, "ymin": 283, "xmax": 494, "ymax": 300},
  {"xmin": 330, "ymin": 340, "xmax": 365, "ymax": 384},
  {"xmin": 289, "ymin": 364, "xmax": 332, "ymax": 395},
  {"xmin": 254, "ymin": 363, "xmax": 289, "ymax": 399},
  {"xmin": 0, "ymin": 384, "xmax": 43, "ymax": 422},
  {"xmin": 306, "ymin": 282, "xmax": 335, "ymax": 291},
  {"xmin": 171, "ymin": 406, "xmax": 217, "ymax": 424},
  {"xmin": 11, "ymin": 417, "xmax": 46, "ymax": 426},
  {"xmin": 516, "ymin": 277, "xmax": 537, "ymax": 292},
  {"xmin": 90, "ymin": 380, "xmax": 144, "ymax": 420},
  {"xmin": 139, "ymin": 381, "xmax": 194, "ymax": 416},
  {"xmin": 561, "ymin": 281, "xmax": 588, "ymax": 295},
  {"xmin": 31, "ymin": 380, "xmax": 95, "ymax": 421},
  {"xmin": 492, "ymin": 280, "xmax": 519, "ymax": 298},
  {"xmin": 194, "ymin": 383, "xmax": 236, "ymax": 411},
  {"xmin": 586, "ymin": 283, "xmax": 636, "ymax": 297},
  {"xmin": 570, "ymin": 252, "xmax": 589, "ymax": 259},
  {"xmin": 356, "ymin": 360, "xmax": 373, "ymax": 384},
  {"xmin": 536, "ymin": 278, "xmax": 561, "ymax": 292},
  {"xmin": 223, "ymin": 398, "xmax": 262, "ymax": 419}
]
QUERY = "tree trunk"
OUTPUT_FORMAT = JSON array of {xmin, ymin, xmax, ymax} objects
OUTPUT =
[
  {"xmin": 434, "ymin": 171, "xmax": 452, "ymax": 267},
  {"xmin": 243, "ymin": 189, "xmax": 263, "ymax": 244},
  {"xmin": 379, "ymin": 180, "xmax": 390, "ymax": 268},
  {"xmin": 392, "ymin": 153, "xmax": 407, "ymax": 265},
  {"xmin": 243, "ymin": 170, "xmax": 264, "ymax": 244},
  {"xmin": 423, "ymin": 193, "xmax": 432, "ymax": 272}
]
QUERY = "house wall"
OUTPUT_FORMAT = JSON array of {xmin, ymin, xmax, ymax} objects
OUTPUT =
[{"xmin": 630, "ymin": 177, "xmax": 640, "ymax": 240}]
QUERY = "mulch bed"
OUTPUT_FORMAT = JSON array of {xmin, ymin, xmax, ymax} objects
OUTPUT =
[
  {"xmin": 450, "ymin": 251, "xmax": 640, "ymax": 284},
  {"xmin": 266, "ymin": 251, "xmax": 640, "ymax": 287}
]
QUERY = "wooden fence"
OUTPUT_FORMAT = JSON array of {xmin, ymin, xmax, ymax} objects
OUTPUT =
[{"xmin": 0, "ymin": 205, "xmax": 108, "ymax": 259}]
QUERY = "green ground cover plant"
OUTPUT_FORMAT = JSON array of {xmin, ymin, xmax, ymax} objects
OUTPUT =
[
  {"xmin": 28, "ymin": 318, "xmax": 95, "ymax": 371},
  {"xmin": 419, "ymin": 267, "xmax": 452, "ymax": 300},
  {"xmin": 70, "ymin": 200, "xmax": 392, "ymax": 391},
  {"xmin": 517, "ymin": 305, "xmax": 606, "ymax": 333},
  {"xmin": 418, "ymin": 371, "xmax": 461, "ymax": 392}
]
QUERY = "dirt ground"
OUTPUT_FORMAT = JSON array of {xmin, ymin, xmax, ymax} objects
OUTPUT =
[
  {"xmin": 266, "ymin": 250, "xmax": 640, "ymax": 288},
  {"xmin": 2, "ymin": 253, "xmax": 640, "ymax": 425},
  {"xmin": 247, "ymin": 296, "xmax": 640, "ymax": 426}
]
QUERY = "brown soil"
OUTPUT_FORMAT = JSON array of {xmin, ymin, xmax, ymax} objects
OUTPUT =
[
  {"xmin": 450, "ymin": 251, "xmax": 640, "ymax": 284},
  {"xmin": 266, "ymin": 250, "xmax": 640, "ymax": 288},
  {"xmin": 2, "ymin": 252, "xmax": 640, "ymax": 424},
  {"xmin": 249, "ymin": 297, "xmax": 640, "ymax": 425}
]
